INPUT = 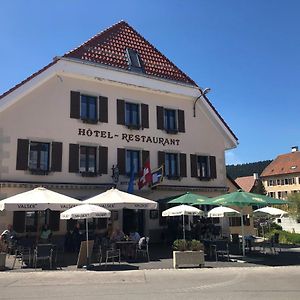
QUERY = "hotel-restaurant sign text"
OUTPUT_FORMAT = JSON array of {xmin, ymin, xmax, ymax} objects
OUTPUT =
[{"xmin": 78, "ymin": 128, "xmax": 180, "ymax": 147}]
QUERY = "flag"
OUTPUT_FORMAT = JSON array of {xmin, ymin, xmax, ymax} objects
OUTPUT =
[
  {"xmin": 138, "ymin": 160, "xmax": 152, "ymax": 190},
  {"xmin": 127, "ymin": 168, "xmax": 135, "ymax": 194},
  {"xmin": 151, "ymin": 165, "xmax": 164, "ymax": 188}
]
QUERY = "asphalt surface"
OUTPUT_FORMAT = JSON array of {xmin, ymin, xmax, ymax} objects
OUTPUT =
[{"xmin": 1, "ymin": 266, "xmax": 300, "ymax": 299}]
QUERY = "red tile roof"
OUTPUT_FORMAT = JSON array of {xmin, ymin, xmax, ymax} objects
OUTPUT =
[
  {"xmin": 261, "ymin": 151, "xmax": 300, "ymax": 177},
  {"xmin": 64, "ymin": 21, "xmax": 197, "ymax": 86},
  {"xmin": 235, "ymin": 176, "xmax": 256, "ymax": 192}
]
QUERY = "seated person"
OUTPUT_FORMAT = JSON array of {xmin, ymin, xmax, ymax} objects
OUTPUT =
[
  {"xmin": 1, "ymin": 224, "xmax": 17, "ymax": 243},
  {"xmin": 110, "ymin": 227, "xmax": 125, "ymax": 242},
  {"xmin": 40, "ymin": 224, "xmax": 52, "ymax": 243},
  {"xmin": 129, "ymin": 230, "xmax": 140, "ymax": 242}
]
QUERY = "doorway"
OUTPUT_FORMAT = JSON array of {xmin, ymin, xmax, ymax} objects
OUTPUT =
[{"xmin": 123, "ymin": 209, "xmax": 144, "ymax": 236}]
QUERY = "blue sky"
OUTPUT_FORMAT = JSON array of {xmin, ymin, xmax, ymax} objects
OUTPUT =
[{"xmin": 1, "ymin": 0, "xmax": 299, "ymax": 165}]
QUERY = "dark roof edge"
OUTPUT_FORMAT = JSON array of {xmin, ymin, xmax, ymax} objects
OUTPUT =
[{"xmin": 227, "ymin": 174, "xmax": 242, "ymax": 189}]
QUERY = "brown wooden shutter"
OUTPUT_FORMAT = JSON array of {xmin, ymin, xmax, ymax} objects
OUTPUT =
[
  {"xmin": 141, "ymin": 104, "xmax": 149, "ymax": 129},
  {"xmin": 117, "ymin": 99, "xmax": 125, "ymax": 125},
  {"xmin": 16, "ymin": 139, "xmax": 29, "ymax": 170},
  {"xmin": 117, "ymin": 148, "xmax": 126, "ymax": 175},
  {"xmin": 179, "ymin": 153, "xmax": 187, "ymax": 177},
  {"xmin": 190, "ymin": 154, "xmax": 198, "ymax": 178},
  {"xmin": 49, "ymin": 211, "xmax": 60, "ymax": 231},
  {"xmin": 158, "ymin": 151, "xmax": 165, "ymax": 168},
  {"xmin": 142, "ymin": 150, "xmax": 150, "ymax": 166},
  {"xmin": 210, "ymin": 156, "xmax": 217, "ymax": 179},
  {"xmin": 99, "ymin": 96, "xmax": 108, "ymax": 123},
  {"xmin": 13, "ymin": 211, "xmax": 25, "ymax": 233},
  {"xmin": 98, "ymin": 146, "xmax": 108, "ymax": 174},
  {"xmin": 156, "ymin": 106, "xmax": 164, "ymax": 130},
  {"xmin": 69, "ymin": 144, "xmax": 79, "ymax": 173},
  {"xmin": 177, "ymin": 109, "xmax": 185, "ymax": 133},
  {"xmin": 51, "ymin": 142, "xmax": 62, "ymax": 172},
  {"xmin": 70, "ymin": 91, "xmax": 80, "ymax": 119}
]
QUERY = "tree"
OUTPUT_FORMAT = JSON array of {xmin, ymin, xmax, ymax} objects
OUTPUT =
[{"xmin": 287, "ymin": 193, "xmax": 300, "ymax": 222}]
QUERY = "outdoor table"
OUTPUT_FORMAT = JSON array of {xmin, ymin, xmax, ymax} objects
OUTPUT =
[{"xmin": 115, "ymin": 241, "xmax": 138, "ymax": 259}]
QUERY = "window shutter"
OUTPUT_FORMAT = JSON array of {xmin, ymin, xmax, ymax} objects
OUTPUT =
[
  {"xmin": 69, "ymin": 144, "xmax": 79, "ymax": 173},
  {"xmin": 142, "ymin": 150, "xmax": 150, "ymax": 166},
  {"xmin": 190, "ymin": 154, "xmax": 198, "ymax": 178},
  {"xmin": 209, "ymin": 156, "xmax": 217, "ymax": 179},
  {"xmin": 99, "ymin": 96, "xmax": 108, "ymax": 123},
  {"xmin": 179, "ymin": 153, "xmax": 187, "ymax": 177},
  {"xmin": 13, "ymin": 211, "xmax": 25, "ymax": 233},
  {"xmin": 141, "ymin": 104, "xmax": 149, "ymax": 129},
  {"xmin": 49, "ymin": 211, "xmax": 60, "ymax": 231},
  {"xmin": 158, "ymin": 151, "xmax": 165, "ymax": 168},
  {"xmin": 16, "ymin": 139, "xmax": 29, "ymax": 170},
  {"xmin": 117, "ymin": 148, "xmax": 126, "ymax": 175},
  {"xmin": 98, "ymin": 146, "xmax": 108, "ymax": 174},
  {"xmin": 156, "ymin": 106, "xmax": 164, "ymax": 130},
  {"xmin": 177, "ymin": 109, "xmax": 185, "ymax": 133},
  {"xmin": 70, "ymin": 91, "xmax": 80, "ymax": 119},
  {"xmin": 117, "ymin": 99, "xmax": 125, "ymax": 125},
  {"xmin": 51, "ymin": 142, "xmax": 63, "ymax": 172}
]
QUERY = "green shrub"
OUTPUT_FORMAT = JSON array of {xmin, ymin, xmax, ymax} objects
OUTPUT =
[
  {"xmin": 266, "ymin": 230, "xmax": 300, "ymax": 245},
  {"xmin": 173, "ymin": 239, "xmax": 203, "ymax": 251}
]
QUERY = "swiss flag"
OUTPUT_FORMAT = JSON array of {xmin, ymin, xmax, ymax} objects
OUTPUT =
[{"xmin": 138, "ymin": 160, "xmax": 152, "ymax": 190}]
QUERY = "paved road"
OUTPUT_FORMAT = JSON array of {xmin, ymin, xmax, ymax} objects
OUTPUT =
[{"xmin": 1, "ymin": 266, "xmax": 300, "ymax": 299}]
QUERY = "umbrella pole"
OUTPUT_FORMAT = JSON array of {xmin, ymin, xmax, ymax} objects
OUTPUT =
[
  {"xmin": 182, "ymin": 214, "xmax": 185, "ymax": 241},
  {"xmin": 241, "ymin": 208, "xmax": 245, "ymax": 256},
  {"xmin": 86, "ymin": 218, "xmax": 89, "ymax": 267}
]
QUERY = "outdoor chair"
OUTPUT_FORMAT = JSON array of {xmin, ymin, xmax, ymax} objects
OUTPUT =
[
  {"xmin": 136, "ymin": 237, "xmax": 150, "ymax": 262},
  {"xmin": 104, "ymin": 243, "xmax": 121, "ymax": 265},
  {"xmin": 12, "ymin": 246, "xmax": 32, "ymax": 269},
  {"xmin": 33, "ymin": 244, "xmax": 53, "ymax": 269},
  {"xmin": 212, "ymin": 240, "xmax": 230, "ymax": 262}
]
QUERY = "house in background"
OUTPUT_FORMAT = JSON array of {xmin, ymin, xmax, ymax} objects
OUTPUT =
[
  {"xmin": 0, "ymin": 21, "xmax": 238, "ymax": 240},
  {"xmin": 261, "ymin": 146, "xmax": 300, "ymax": 233},
  {"xmin": 235, "ymin": 173, "xmax": 265, "ymax": 194}
]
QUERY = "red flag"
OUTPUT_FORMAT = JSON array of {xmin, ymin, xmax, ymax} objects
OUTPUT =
[{"xmin": 138, "ymin": 160, "xmax": 151, "ymax": 189}]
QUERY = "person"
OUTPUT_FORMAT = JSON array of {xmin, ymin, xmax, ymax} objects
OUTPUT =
[
  {"xmin": 40, "ymin": 224, "xmax": 52, "ymax": 243},
  {"xmin": 110, "ymin": 226, "xmax": 125, "ymax": 242},
  {"xmin": 0, "ymin": 224, "xmax": 17, "ymax": 253},
  {"xmin": 72, "ymin": 222, "xmax": 82, "ymax": 252},
  {"xmin": 129, "ymin": 229, "xmax": 140, "ymax": 242}
]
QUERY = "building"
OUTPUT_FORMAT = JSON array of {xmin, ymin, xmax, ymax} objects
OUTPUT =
[
  {"xmin": 0, "ymin": 21, "xmax": 238, "ymax": 240},
  {"xmin": 261, "ymin": 146, "xmax": 300, "ymax": 199},
  {"xmin": 261, "ymin": 146, "xmax": 300, "ymax": 233}
]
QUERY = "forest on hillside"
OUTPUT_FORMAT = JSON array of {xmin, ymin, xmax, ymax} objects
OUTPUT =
[{"xmin": 226, "ymin": 160, "xmax": 272, "ymax": 179}]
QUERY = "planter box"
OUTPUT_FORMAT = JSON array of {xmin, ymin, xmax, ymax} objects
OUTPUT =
[
  {"xmin": 0, "ymin": 253, "xmax": 6, "ymax": 271},
  {"xmin": 173, "ymin": 250, "xmax": 204, "ymax": 269}
]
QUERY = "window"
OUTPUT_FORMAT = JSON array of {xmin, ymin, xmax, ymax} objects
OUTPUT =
[
  {"xmin": 29, "ymin": 142, "xmax": 50, "ymax": 174},
  {"xmin": 81, "ymin": 95, "xmax": 97, "ymax": 123},
  {"xmin": 79, "ymin": 146, "xmax": 97, "ymax": 175},
  {"xmin": 126, "ymin": 48, "xmax": 143, "ymax": 72},
  {"xmin": 125, "ymin": 102, "xmax": 140, "ymax": 128},
  {"xmin": 164, "ymin": 109, "xmax": 177, "ymax": 132},
  {"xmin": 197, "ymin": 156, "xmax": 210, "ymax": 179},
  {"xmin": 229, "ymin": 215, "xmax": 250, "ymax": 227},
  {"xmin": 125, "ymin": 150, "xmax": 140, "ymax": 176},
  {"xmin": 165, "ymin": 153, "xmax": 179, "ymax": 178}
]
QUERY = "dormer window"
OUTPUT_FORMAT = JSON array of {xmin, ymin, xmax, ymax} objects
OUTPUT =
[{"xmin": 126, "ymin": 48, "xmax": 143, "ymax": 73}]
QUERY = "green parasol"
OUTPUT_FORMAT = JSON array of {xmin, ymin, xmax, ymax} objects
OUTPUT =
[
  {"xmin": 168, "ymin": 192, "xmax": 210, "ymax": 205},
  {"xmin": 210, "ymin": 190, "xmax": 286, "ymax": 256}
]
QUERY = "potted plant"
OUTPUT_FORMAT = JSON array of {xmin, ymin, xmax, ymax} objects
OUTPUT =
[{"xmin": 172, "ymin": 239, "xmax": 205, "ymax": 269}]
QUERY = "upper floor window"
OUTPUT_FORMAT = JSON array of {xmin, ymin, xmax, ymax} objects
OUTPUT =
[
  {"xmin": 70, "ymin": 91, "xmax": 108, "ymax": 124},
  {"xmin": 29, "ymin": 142, "xmax": 50, "ymax": 173},
  {"xmin": 16, "ymin": 139, "xmax": 62, "ymax": 175},
  {"xmin": 156, "ymin": 106, "xmax": 185, "ymax": 133},
  {"xmin": 125, "ymin": 102, "xmax": 140, "ymax": 128},
  {"xmin": 81, "ymin": 95, "xmax": 97, "ymax": 123},
  {"xmin": 165, "ymin": 153, "xmax": 179, "ymax": 179},
  {"xmin": 117, "ymin": 99, "xmax": 149, "ymax": 129},
  {"xmin": 125, "ymin": 150, "xmax": 140, "ymax": 176},
  {"xmin": 79, "ymin": 146, "xmax": 97, "ymax": 175},
  {"xmin": 190, "ymin": 154, "xmax": 217, "ymax": 180},
  {"xmin": 126, "ymin": 48, "xmax": 143, "ymax": 73}
]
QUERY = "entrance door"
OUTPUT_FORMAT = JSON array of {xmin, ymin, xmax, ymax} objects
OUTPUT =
[{"xmin": 123, "ymin": 209, "xmax": 144, "ymax": 236}]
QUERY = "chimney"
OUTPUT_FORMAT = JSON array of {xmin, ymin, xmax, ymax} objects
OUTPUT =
[
  {"xmin": 291, "ymin": 146, "xmax": 298, "ymax": 152},
  {"xmin": 253, "ymin": 173, "xmax": 259, "ymax": 180}
]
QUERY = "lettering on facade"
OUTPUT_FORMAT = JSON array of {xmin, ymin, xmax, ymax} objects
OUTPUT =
[
  {"xmin": 78, "ymin": 128, "xmax": 180, "ymax": 146},
  {"xmin": 17, "ymin": 204, "xmax": 37, "ymax": 209}
]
